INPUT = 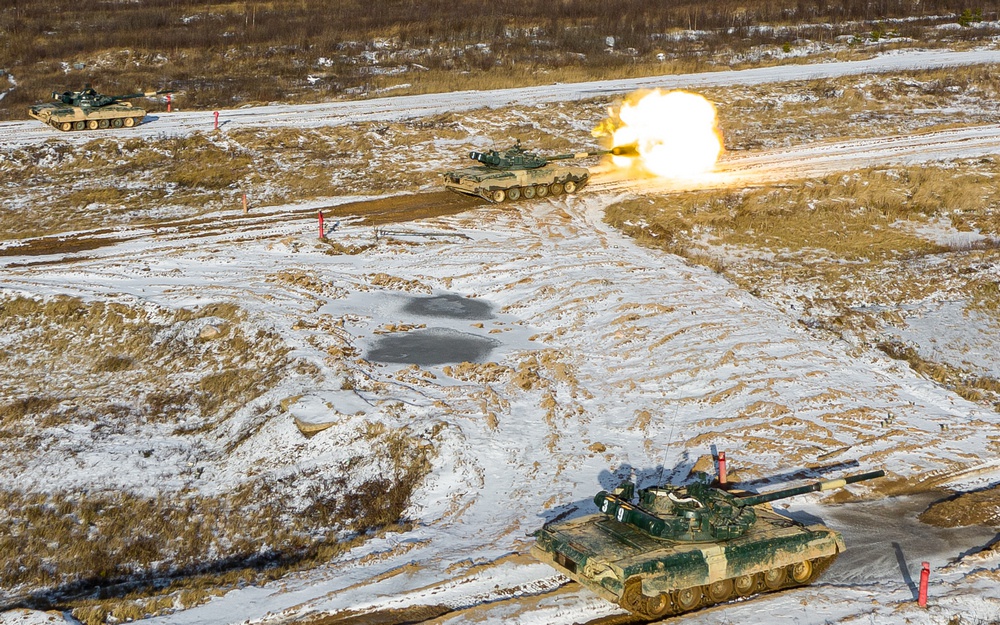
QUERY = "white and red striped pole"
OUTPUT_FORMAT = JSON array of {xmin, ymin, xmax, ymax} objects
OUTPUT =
[{"xmin": 318, "ymin": 211, "xmax": 325, "ymax": 239}]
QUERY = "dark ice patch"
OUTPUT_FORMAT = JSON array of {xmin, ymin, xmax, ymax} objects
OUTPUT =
[
  {"xmin": 402, "ymin": 293, "xmax": 494, "ymax": 320},
  {"xmin": 366, "ymin": 327, "xmax": 500, "ymax": 365}
]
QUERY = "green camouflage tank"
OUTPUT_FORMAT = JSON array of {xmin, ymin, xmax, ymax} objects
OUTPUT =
[
  {"xmin": 532, "ymin": 469, "xmax": 884, "ymax": 618},
  {"xmin": 442, "ymin": 140, "xmax": 635, "ymax": 203},
  {"xmin": 28, "ymin": 85, "xmax": 171, "ymax": 132}
]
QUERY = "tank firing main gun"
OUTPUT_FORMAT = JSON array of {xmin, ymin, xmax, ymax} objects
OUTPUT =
[
  {"xmin": 468, "ymin": 139, "xmax": 638, "ymax": 170},
  {"xmin": 443, "ymin": 139, "xmax": 638, "ymax": 202}
]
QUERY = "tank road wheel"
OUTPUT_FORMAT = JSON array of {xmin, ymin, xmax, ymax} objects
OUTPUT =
[
  {"xmin": 763, "ymin": 567, "xmax": 786, "ymax": 590},
  {"xmin": 644, "ymin": 592, "xmax": 671, "ymax": 619},
  {"xmin": 673, "ymin": 586, "xmax": 701, "ymax": 612},
  {"xmin": 60, "ymin": 122, "xmax": 72, "ymax": 131},
  {"xmin": 734, "ymin": 573, "xmax": 757, "ymax": 597},
  {"xmin": 490, "ymin": 189, "xmax": 506, "ymax": 203},
  {"xmin": 563, "ymin": 180, "xmax": 578, "ymax": 193},
  {"xmin": 124, "ymin": 117, "xmax": 136, "ymax": 128},
  {"xmin": 619, "ymin": 577, "xmax": 647, "ymax": 615},
  {"xmin": 112, "ymin": 118, "xmax": 123, "ymax": 128},
  {"xmin": 790, "ymin": 559, "xmax": 813, "ymax": 584},
  {"xmin": 74, "ymin": 121, "xmax": 85, "ymax": 131},
  {"xmin": 706, "ymin": 578, "xmax": 734, "ymax": 604},
  {"xmin": 549, "ymin": 182, "xmax": 563, "ymax": 195},
  {"xmin": 522, "ymin": 185, "xmax": 536, "ymax": 199},
  {"xmin": 98, "ymin": 119, "xmax": 110, "ymax": 129},
  {"xmin": 620, "ymin": 579, "xmax": 671, "ymax": 620},
  {"xmin": 535, "ymin": 184, "xmax": 548, "ymax": 198},
  {"xmin": 86, "ymin": 119, "xmax": 99, "ymax": 130},
  {"xmin": 507, "ymin": 187, "xmax": 521, "ymax": 201}
]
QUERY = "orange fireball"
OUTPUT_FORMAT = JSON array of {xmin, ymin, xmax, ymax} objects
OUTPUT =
[{"xmin": 594, "ymin": 89, "xmax": 723, "ymax": 178}]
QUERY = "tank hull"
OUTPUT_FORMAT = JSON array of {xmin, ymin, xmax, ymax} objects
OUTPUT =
[
  {"xmin": 532, "ymin": 504, "xmax": 844, "ymax": 618},
  {"xmin": 28, "ymin": 102, "xmax": 146, "ymax": 132},
  {"xmin": 443, "ymin": 163, "xmax": 589, "ymax": 203}
]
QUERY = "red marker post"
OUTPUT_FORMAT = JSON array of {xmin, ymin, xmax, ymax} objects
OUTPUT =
[
  {"xmin": 213, "ymin": 110, "xmax": 219, "ymax": 130},
  {"xmin": 718, "ymin": 451, "xmax": 728, "ymax": 489},
  {"xmin": 166, "ymin": 93, "xmax": 172, "ymax": 112},
  {"xmin": 318, "ymin": 211, "xmax": 325, "ymax": 239},
  {"xmin": 918, "ymin": 561, "xmax": 930, "ymax": 607}
]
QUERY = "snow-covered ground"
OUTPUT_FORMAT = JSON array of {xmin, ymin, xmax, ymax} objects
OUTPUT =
[
  {"xmin": 4, "ymin": 49, "xmax": 1000, "ymax": 152},
  {"xmin": 2, "ymin": 47, "xmax": 1000, "ymax": 624}
]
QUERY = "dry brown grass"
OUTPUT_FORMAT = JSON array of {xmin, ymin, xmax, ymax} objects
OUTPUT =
[
  {"xmin": 610, "ymin": 159, "xmax": 1000, "ymax": 260},
  {"xmin": 0, "ymin": 295, "xmax": 287, "ymax": 426},
  {"xmin": 7, "ymin": 62, "xmax": 1000, "ymax": 245},
  {"xmin": 1, "ymin": 414, "xmax": 434, "ymax": 620},
  {"xmin": 0, "ymin": 120, "xmax": 476, "ymax": 240},
  {"xmin": 877, "ymin": 339, "xmax": 1000, "ymax": 408},
  {"xmin": 716, "ymin": 65, "xmax": 1000, "ymax": 152},
  {"xmin": 919, "ymin": 484, "xmax": 1000, "ymax": 527},
  {"xmin": 0, "ymin": 292, "xmax": 439, "ymax": 619},
  {"xmin": 5, "ymin": 0, "xmax": 998, "ymax": 122},
  {"xmin": 5, "ymin": 40, "xmax": 1000, "ymax": 622},
  {"xmin": 607, "ymin": 158, "xmax": 1000, "ymax": 409},
  {"xmin": 607, "ymin": 164, "xmax": 997, "ymax": 262}
]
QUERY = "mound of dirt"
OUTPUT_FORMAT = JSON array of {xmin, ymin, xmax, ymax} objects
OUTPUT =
[{"xmin": 919, "ymin": 485, "xmax": 1000, "ymax": 528}]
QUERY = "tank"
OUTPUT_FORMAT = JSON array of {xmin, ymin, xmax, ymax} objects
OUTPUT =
[
  {"xmin": 442, "ymin": 140, "xmax": 635, "ymax": 203},
  {"xmin": 531, "ymin": 468, "xmax": 885, "ymax": 618},
  {"xmin": 28, "ymin": 85, "xmax": 172, "ymax": 132}
]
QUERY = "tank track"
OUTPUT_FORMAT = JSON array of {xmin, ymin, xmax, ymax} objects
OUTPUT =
[
  {"xmin": 42, "ymin": 116, "xmax": 143, "ymax": 132},
  {"xmin": 479, "ymin": 175, "xmax": 589, "ymax": 203},
  {"xmin": 619, "ymin": 555, "xmax": 836, "ymax": 619}
]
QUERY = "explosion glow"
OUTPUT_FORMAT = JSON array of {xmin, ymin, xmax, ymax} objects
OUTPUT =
[{"xmin": 594, "ymin": 89, "xmax": 723, "ymax": 178}]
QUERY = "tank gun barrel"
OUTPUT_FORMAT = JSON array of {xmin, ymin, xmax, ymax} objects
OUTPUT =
[
  {"xmin": 112, "ymin": 89, "xmax": 173, "ymax": 101},
  {"xmin": 737, "ymin": 470, "xmax": 885, "ymax": 507},
  {"xmin": 468, "ymin": 143, "xmax": 639, "ymax": 167},
  {"xmin": 48, "ymin": 88, "xmax": 172, "ymax": 107},
  {"xmin": 544, "ymin": 144, "xmax": 639, "ymax": 162}
]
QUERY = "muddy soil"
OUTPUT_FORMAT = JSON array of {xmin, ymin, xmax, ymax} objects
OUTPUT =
[
  {"xmin": 800, "ymin": 493, "xmax": 999, "ymax": 586},
  {"xmin": 919, "ymin": 483, "xmax": 1000, "ymax": 528},
  {"xmin": 2, "ymin": 191, "xmax": 482, "ymax": 261},
  {"xmin": 323, "ymin": 192, "xmax": 483, "ymax": 226}
]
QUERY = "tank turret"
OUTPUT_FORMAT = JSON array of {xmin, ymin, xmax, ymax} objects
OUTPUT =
[
  {"xmin": 51, "ymin": 86, "xmax": 172, "ymax": 109},
  {"xmin": 443, "ymin": 139, "xmax": 636, "ymax": 203},
  {"xmin": 532, "ymin": 467, "xmax": 885, "ymax": 619},
  {"xmin": 467, "ymin": 140, "xmax": 636, "ymax": 170},
  {"xmin": 28, "ymin": 84, "xmax": 172, "ymax": 132},
  {"xmin": 596, "ymin": 470, "xmax": 885, "ymax": 543}
]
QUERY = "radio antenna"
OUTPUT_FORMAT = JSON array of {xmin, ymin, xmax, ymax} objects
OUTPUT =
[{"xmin": 656, "ymin": 406, "xmax": 679, "ymax": 487}]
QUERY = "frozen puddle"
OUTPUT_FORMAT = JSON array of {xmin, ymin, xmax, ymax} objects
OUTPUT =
[
  {"xmin": 402, "ymin": 293, "xmax": 494, "ymax": 320},
  {"xmin": 336, "ymin": 291, "xmax": 537, "ymax": 366},
  {"xmin": 367, "ymin": 327, "xmax": 500, "ymax": 365}
]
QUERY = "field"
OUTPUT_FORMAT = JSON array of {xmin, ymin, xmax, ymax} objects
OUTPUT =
[
  {"xmin": 2, "ymin": 4, "xmax": 1000, "ymax": 625},
  {"xmin": 3, "ymin": 0, "xmax": 1000, "ymax": 118}
]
